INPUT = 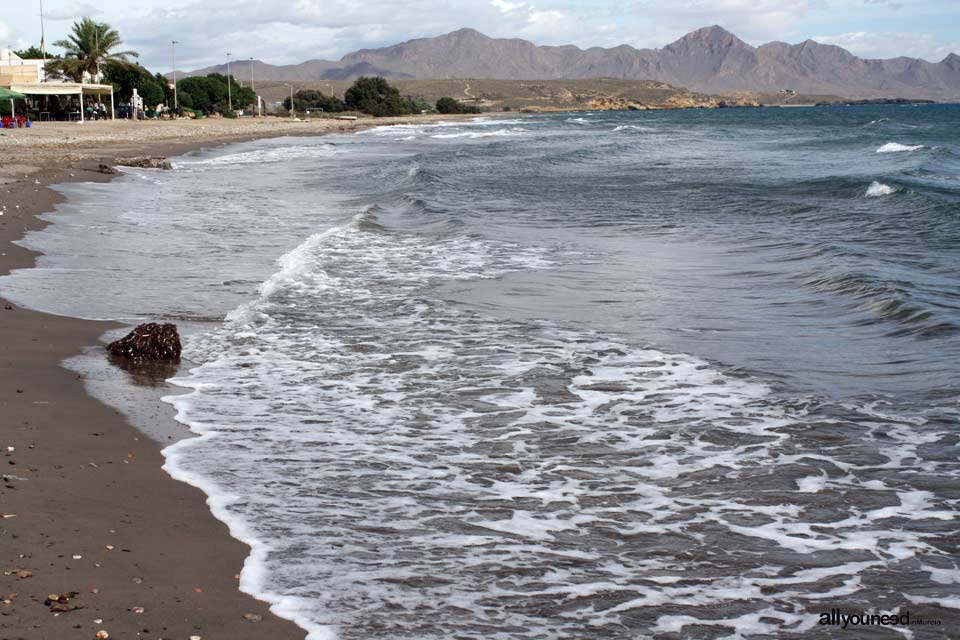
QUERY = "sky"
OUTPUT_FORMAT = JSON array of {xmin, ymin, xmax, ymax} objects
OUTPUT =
[{"xmin": 3, "ymin": 0, "xmax": 959, "ymax": 72}]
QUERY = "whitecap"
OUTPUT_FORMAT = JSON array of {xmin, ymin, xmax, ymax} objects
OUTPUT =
[
  {"xmin": 876, "ymin": 142, "xmax": 924, "ymax": 153},
  {"xmin": 865, "ymin": 181, "xmax": 896, "ymax": 197}
]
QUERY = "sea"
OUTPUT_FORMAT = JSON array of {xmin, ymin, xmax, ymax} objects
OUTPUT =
[{"xmin": 2, "ymin": 104, "xmax": 959, "ymax": 639}]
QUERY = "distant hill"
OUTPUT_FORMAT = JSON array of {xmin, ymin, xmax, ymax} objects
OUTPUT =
[{"xmin": 174, "ymin": 26, "xmax": 960, "ymax": 100}]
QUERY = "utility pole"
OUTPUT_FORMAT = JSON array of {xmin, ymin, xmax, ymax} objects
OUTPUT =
[
  {"xmin": 285, "ymin": 84, "xmax": 294, "ymax": 118},
  {"xmin": 226, "ymin": 52, "xmax": 232, "ymax": 113},
  {"xmin": 94, "ymin": 25, "xmax": 100, "ymax": 82},
  {"xmin": 249, "ymin": 57, "xmax": 255, "ymax": 116},
  {"xmin": 39, "ymin": 0, "xmax": 47, "ymax": 73},
  {"xmin": 171, "ymin": 40, "xmax": 179, "ymax": 111}
]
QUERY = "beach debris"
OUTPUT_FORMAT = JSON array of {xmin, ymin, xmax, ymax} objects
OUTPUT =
[
  {"xmin": 243, "ymin": 612, "xmax": 263, "ymax": 622},
  {"xmin": 107, "ymin": 323, "xmax": 182, "ymax": 361},
  {"xmin": 190, "ymin": 636, "xmax": 202, "ymax": 640},
  {"xmin": 94, "ymin": 618, "xmax": 102, "ymax": 623},
  {"xmin": 130, "ymin": 605, "xmax": 145, "ymax": 614},
  {"xmin": 96, "ymin": 631, "xmax": 109, "ymax": 639},
  {"xmin": 114, "ymin": 156, "xmax": 173, "ymax": 170},
  {"xmin": 45, "ymin": 591, "xmax": 82, "ymax": 612},
  {"xmin": 97, "ymin": 164, "xmax": 119, "ymax": 175},
  {"xmin": 1, "ymin": 514, "xmax": 16, "ymax": 519},
  {"xmin": 105, "ymin": 544, "xmax": 115, "ymax": 551},
  {"xmin": 72, "ymin": 555, "xmax": 82, "ymax": 560},
  {"xmin": 4, "ymin": 569, "xmax": 31, "ymax": 579}
]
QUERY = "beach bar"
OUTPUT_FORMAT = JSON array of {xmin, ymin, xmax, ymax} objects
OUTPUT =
[{"xmin": 9, "ymin": 82, "xmax": 116, "ymax": 121}]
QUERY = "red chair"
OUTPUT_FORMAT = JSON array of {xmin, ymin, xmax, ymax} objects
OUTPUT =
[
  {"xmin": 15, "ymin": 116, "xmax": 26, "ymax": 128},
  {"xmin": 0, "ymin": 117, "xmax": 11, "ymax": 129}
]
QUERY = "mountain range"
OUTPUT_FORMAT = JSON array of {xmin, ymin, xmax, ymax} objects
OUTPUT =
[{"xmin": 178, "ymin": 26, "xmax": 960, "ymax": 100}]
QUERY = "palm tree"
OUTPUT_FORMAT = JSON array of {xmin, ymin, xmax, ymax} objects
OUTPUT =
[{"xmin": 47, "ymin": 18, "xmax": 138, "ymax": 82}]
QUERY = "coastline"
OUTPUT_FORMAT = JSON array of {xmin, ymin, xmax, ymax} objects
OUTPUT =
[{"xmin": 0, "ymin": 114, "xmax": 477, "ymax": 640}]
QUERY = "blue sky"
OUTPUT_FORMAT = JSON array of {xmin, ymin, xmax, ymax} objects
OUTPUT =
[{"xmin": 3, "ymin": 0, "xmax": 959, "ymax": 71}]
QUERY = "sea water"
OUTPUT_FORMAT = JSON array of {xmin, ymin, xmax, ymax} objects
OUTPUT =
[{"xmin": 3, "ymin": 105, "xmax": 959, "ymax": 638}]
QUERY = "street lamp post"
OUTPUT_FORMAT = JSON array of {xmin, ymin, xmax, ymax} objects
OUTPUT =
[
  {"xmin": 226, "ymin": 52, "xmax": 232, "ymax": 113},
  {"xmin": 285, "ymin": 83, "xmax": 294, "ymax": 118},
  {"xmin": 171, "ymin": 40, "xmax": 179, "ymax": 112}
]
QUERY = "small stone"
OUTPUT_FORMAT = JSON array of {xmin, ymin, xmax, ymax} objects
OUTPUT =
[
  {"xmin": 242, "ymin": 612, "xmax": 262, "ymax": 622},
  {"xmin": 131, "ymin": 606, "xmax": 145, "ymax": 614},
  {"xmin": 96, "ymin": 631, "xmax": 109, "ymax": 639}
]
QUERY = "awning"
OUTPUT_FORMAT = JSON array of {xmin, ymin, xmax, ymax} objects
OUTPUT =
[
  {"xmin": 0, "ymin": 87, "xmax": 27, "ymax": 99},
  {"xmin": 7, "ymin": 82, "xmax": 116, "ymax": 121},
  {"xmin": 10, "ymin": 82, "xmax": 114, "ymax": 96}
]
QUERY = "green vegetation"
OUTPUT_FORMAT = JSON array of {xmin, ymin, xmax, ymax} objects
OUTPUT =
[
  {"xmin": 177, "ymin": 74, "xmax": 255, "ymax": 115},
  {"xmin": 13, "ymin": 46, "xmax": 58, "ymax": 60},
  {"xmin": 344, "ymin": 76, "xmax": 426, "ymax": 117},
  {"xmin": 435, "ymin": 96, "xmax": 483, "ymax": 114},
  {"xmin": 104, "ymin": 63, "xmax": 172, "ymax": 107},
  {"xmin": 45, "ymin": 18, "xmax": 138, "ymax": 82},
  {"xmin": 283, "ymin": 89, "xmax": 345, "ymax": 113}
]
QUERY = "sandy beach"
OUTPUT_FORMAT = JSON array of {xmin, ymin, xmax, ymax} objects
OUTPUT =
[{"xmin": 0, "ymin": 114, "xmax": 472, "ymax": 640}]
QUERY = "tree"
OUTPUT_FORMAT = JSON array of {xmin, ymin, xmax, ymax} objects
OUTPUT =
[
  {"xmin": 436, "ymin": 96, "xmax": 483, "ymax": 114},
  {"xmin": 176, "ymin": 74, "xmax": 253, "ymax": 114},
  {"xmin": 344, "ymin": 76, "xmax": 419, "ymax": 117},
  {"xmin": 104, "ymin": 63, "xmax": 166, "ymax": 106},
  {"xmin": 283, "ymin": 89, "xmax": 345, "ymax": 113},
  {"xmin": 46, "ymin": 18, "xmax": 138, "ymax": 82},
  {"xmin": 13, "ymin": 46, "xmax": 58, "ymax": 60}
]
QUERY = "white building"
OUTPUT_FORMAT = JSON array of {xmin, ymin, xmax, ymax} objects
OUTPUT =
[{"xmin": 0, "ymin": 48, "xmax": 47, "ymax": 85}]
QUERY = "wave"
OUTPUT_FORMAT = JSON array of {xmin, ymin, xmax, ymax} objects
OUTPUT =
[
  {"xmin": 430, "ymin": 128, "xmax": 527, "ymax": 139},
  {"xmin": 864, "ymin": 181, "xmax": 896, "ymax": 197},
  {"xmin": 176, "ymin": 143, "xmax": 338, "ymax": 168},
  {"xmin": 801, "ymin": 271, "xmax": 957, "ymax": 338},
  {"xmin": 359, "ymin": 118, "xmax": 526, "ymax": 137},
  {"xmin": 876, "ymin": 142, "xmax": 925, "ymax": 153},
  {"xmin": 613, "ymin": 125, "xmax": 654, "ymax": 133}
]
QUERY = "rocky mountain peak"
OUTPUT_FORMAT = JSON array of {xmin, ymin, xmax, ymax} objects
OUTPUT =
[{"xmin": 668, "ymin": 25, "xmax": 748, "ymax": 51}]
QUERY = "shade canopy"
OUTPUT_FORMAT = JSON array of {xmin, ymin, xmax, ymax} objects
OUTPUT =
[
  {"xmin": 0, "ymin": 87, "xmax": 26, "ymax": 99},
  {"xmin": 10, "ymin": 82, "xmax": 113, "ymax": 96}
]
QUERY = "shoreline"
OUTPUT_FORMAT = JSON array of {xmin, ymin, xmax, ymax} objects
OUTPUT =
[{"xmin": 0, "ymin": 114, "xmax": 479, "ymax": 640}]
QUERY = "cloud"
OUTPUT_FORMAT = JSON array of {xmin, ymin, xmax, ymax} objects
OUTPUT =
[
  {"xmin": 491, "ymin": 0, "xmax": 526, "ymax": 14},
  {"xmin": 630, "ymin": 0, "xmax": 827, "ymax": 42},
  {"xmin": 45, "ymin": 2, "xmax": 103, "ymax": 20},
  {"xmin": 23, "ymin": 0, "xmax": 957, "ymax": 71},
  {"xmin": 814, "ymin": 30, "xmax": 958, "ymax": 61}
]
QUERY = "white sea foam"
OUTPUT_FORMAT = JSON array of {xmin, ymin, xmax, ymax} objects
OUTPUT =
[
  {"xmin": 865, "ymin": 181, "xmax": 896, "ymax": 197},
  {"xmin": 876, "ymin": 142, "xmax": 924, "ymax": 153},
  {"xmin": 613, "ymin": 124, "xmax": 654, "ymax": 132},
  {"xmin": 157, "ymin": 207, "xmax": 959, "ymax": 637},
  {"xmin": 174, "ymin": 143, "xmax": 339, "ymax": 168},
  {"xmin": 430, "ymin": 127, "xmax": 527, "ymax": 139},
  {"xmin": 359, "ymin": 118, "xmax": 525, "ymax": 137}
]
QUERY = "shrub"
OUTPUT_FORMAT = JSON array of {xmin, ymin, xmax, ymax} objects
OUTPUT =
[
  {"xmin": 436, "ymin": 96, "xmax": 483, "ymax": 114},
  {"xmin": 344, "ymin": 76, "xmax": 419, "ymax": 117}
]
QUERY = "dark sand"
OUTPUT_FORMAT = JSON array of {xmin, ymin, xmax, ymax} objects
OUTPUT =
[
  {"xmin": 0, "ymin": 116, "xmax": 484, "ymax": 639},
  {"xmin": 0, "ymin": 159, "xmax": 311, "ymax": 639}
]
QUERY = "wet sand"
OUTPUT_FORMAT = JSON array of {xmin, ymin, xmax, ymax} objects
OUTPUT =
[{"xmin": 0, "ymin": 114, "xmax": 475, "ymax": 639}]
